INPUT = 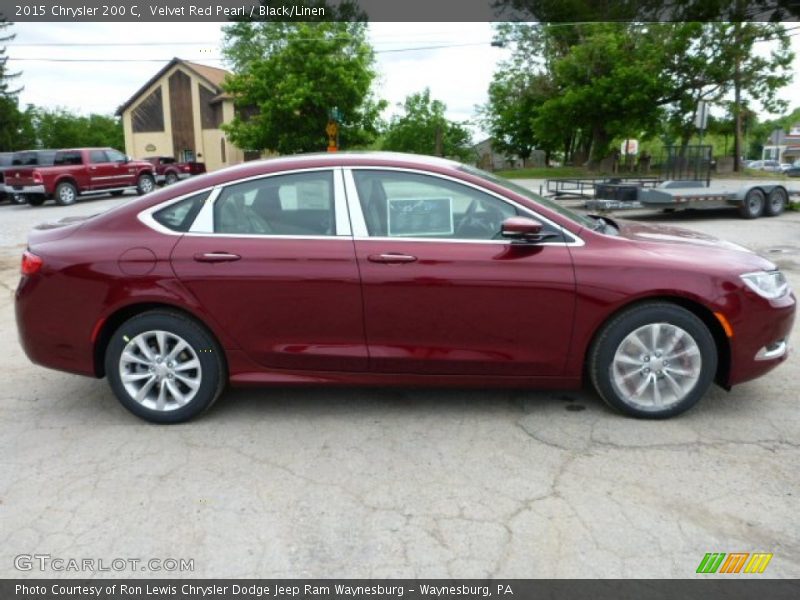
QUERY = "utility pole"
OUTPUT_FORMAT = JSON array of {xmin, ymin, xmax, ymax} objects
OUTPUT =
[{"xmin": 733, "ymin": 22, "xmax": 743, "ymax": 172}]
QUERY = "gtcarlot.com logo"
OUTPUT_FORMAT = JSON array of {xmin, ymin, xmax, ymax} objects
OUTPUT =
[
  {"xmin": 14, "ymin": 554, "xmax": 194, "ymax": 573},
  {"xmin": 696, "ymin": 552, "xmax": 773, "ymax": 574}
]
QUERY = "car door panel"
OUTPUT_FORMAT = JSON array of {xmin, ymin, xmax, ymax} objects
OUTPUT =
[{"xmin": 355, "ymin": 239, "xmax": 575, "ymax": 376}]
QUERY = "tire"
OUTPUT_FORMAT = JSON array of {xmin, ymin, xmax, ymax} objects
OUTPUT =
[
  {"xmin": 739, "ymin": 188, "xmax": 765, "ymax": 219},
  {"xmin": 764, "ymin": 187, "xmax": 787, "ymax": 217},
  {"xmin": 136, "ymin": 173, "xmax": 155, "ymax": 195},
  {"xmin": 26, "ymin": 195, "xmax": 46, "ymax": 207},
  {"xmin": 104, "ymin": 310, "xmax": 226, "ymax": 423},
  {"xmin": 55, "ymin": 181, "xmax": 78, "ymax": 206},
  {"xmin": 588, "ymin": 302, "xmax": 717, "ymax": 419},
  {"xmin": 164, "ymin": 172, "xmax": 178, "ymax": 185},
  {"xmin": 11, "ymin": 193, "xmax": 27, "ymax": 205}
]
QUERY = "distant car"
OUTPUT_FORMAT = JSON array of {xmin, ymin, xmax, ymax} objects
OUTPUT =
[
  {"xmin": 785, "ymin": 160, "xmax": 800, "ymax": 177},
  {"xmin": 143, "ymin": 156, "xmax": 206, "ymax": 185},
  {"xmin": 747, "ymin": 160, "xmax": 782, "ymax": 172},
  {"xmin": 15, "ymin": 153, "xmax": 795, "ymax": 423},
  {"xmin": 779, "ymin": 163, "xmax": 793, "ymax": 173},
  {"xmin": 1, "ymin": 150, "xmax": 57, "ymax": 205}
]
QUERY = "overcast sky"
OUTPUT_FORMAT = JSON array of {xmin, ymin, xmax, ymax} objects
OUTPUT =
[{"xmin": 6, "ymin": 22, "xmax": 800, "ymax": 142}]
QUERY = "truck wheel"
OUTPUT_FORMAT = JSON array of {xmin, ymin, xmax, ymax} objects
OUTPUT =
[
  {"xmin": 55, "ymin": 182, "xmax": 78, "ymax": 206},
  {"xmin": 764, "ymin": 187, "xmax": 787, "ymax": 217},
  {"xmin": 26, "ymin": 195, "xmax": 46, "ymax": 207},
  {"xmin": 137, "ymin": 173, "xmax": 155, "ymax": 195},
  {"xmin": 739, "ymin": 188, "xmax": 765, "ymax": 219},
  {"xmin": 164, "ymin": 172, "xmax": 178, "ymax": 185},
  {"xmin": 11, "ymin": 193, "xmax": 27, "ymax": 205}
]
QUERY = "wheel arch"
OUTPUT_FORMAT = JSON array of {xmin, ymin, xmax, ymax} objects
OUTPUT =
[
  {"xmin": 92, "ymin": 301, "xmax": 229, "ymax": 378},
  {"xmin": 54, "ymin": 175, "xmax": 80, "ymax": 193},
  {"xmin": 582, "ymin": 295, "xmax": 731, "ymax": 389}
]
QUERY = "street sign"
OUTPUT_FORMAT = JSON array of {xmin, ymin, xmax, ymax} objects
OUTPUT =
[
  {"xmin": 694, "ymin": 101, "xmax": 709, "ymax": 130},
  {"xmin": 621, "ymin": 139, "xmax": 639, "ymax": 155}
]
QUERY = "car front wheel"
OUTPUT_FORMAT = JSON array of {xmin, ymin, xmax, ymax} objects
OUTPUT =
[
  {"xmin": 589, "ymin": 303, "xmax": 717, "ymax": 419},
  {"xmin": 105, "ymin": 311, "xmax": 226, "ymax": 423}
]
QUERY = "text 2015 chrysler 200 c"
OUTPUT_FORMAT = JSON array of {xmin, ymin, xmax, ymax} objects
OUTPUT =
[{"xmin": 15, "ymin": 153, "xmax": 795, "ymax": 423}]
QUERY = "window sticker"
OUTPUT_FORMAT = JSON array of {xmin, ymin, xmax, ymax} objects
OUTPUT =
[{"xmin": 387, "ymin": 197, "xmax": 454, "ymax": 237}]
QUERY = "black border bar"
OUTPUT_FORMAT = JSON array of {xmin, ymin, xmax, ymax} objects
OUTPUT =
[{"xmin": 2, "ymin": 0, "xmax": 800, "ymax": 22}]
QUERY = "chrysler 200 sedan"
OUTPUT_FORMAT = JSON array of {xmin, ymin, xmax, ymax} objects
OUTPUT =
[{"xmin": 15, "ymin": 153, "xmax": 795, "ymax": 423}]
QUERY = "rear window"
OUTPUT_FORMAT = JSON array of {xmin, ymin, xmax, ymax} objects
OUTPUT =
[
  {"xmin": 152, "ymin": 191, "xmax": 209, "ymax": 232},
  {"xmin": 0, "ymin": 153, "xmax": 12, "ymax": 167}
]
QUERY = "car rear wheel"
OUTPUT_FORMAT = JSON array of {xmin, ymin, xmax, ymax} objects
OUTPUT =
[
  {"xmin": 589, "ymin": 303, "xmax": 717, "ymax": 419},
  {"xmin": 137, "ymin": 173, "xmax": 155, "ymax": 195},
  {"xmin": 105, "ymin": 311, "xmax": 226, "ymax": 423},
  {"xmin": 164, "ymin": 172, "xmax": 178, "ymax": 185},
  {"xmin": 764, "ymin": 187, "xmax": 787, "ymax": 217},
  {"xmin": 739, "ymin": 188, "xmax": 765, "ymax": 219},
  {"xmin": 55, "ymin": 181, "xmax": 78, "ymax": 206}
]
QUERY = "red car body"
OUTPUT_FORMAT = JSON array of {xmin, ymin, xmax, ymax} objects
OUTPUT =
[
  {"xmin": 143, "ymin": 156, "xmax": 206, "ymax": 185},
  {"xmin": 5, "ymin": 147, "xmax": 155, "ymax": 205},
  {"xmin": 14, "ymin": 153, "xmax": 795, "ymax": 420}
]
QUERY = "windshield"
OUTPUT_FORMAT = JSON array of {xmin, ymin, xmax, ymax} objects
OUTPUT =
[{"xmin": 458, "ymin": 164, "xmax": 595, "ymax": 229}]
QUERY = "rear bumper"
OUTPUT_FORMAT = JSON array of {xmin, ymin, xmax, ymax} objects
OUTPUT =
[{"xmin": 10, "ymin": 184, "xmax": 46, "ymax": 195}]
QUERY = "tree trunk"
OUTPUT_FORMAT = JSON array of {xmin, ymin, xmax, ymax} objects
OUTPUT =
[{"xmin": 588, "ymin": 125, "xmax": 609, "ymax": 167}]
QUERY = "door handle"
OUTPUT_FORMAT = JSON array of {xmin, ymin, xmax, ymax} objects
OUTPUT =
[
  {"xmin": 367, "ymin": 253, "xmax": 418, "ymax": 264},
  {"xmin": 193, "ymin": 252, "xmax": 241, "ymax": 263}
]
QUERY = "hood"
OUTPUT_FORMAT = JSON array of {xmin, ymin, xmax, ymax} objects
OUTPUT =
[
  {"xmin": 616, "ymin": 220, "xmax": 753, "ymax": 253},
  {"xmin": 612, "ymin": 219, "xmax": 777, "ymax": 273}
]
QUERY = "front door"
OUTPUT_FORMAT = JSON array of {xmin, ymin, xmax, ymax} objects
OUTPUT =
[
  {"xmin": 346, "ymin": 168, "xmax": 576, "ymax": 377},
  {"xmin": 170, "ymin": 168, "xmax": 368, "ymax": 372}
]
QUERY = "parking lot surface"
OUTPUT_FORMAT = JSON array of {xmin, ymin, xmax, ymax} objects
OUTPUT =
[{"xmin": 0, "ymin": 188, "xmax": 798, "ymax": 578}]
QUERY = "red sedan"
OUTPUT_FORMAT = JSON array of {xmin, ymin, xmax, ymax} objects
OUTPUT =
[{"xmin": 15, "ymin": 153, "xmax": 795, "ymax": 423}]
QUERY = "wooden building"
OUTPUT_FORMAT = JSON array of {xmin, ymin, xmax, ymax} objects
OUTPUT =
[{"xmin": 116, "ymin": 58, "xmax": 244, "ymax": 172}]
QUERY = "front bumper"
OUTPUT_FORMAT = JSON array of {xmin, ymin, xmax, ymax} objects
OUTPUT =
[{"xmin": 724, "ymin": 290, "xmax": 796, "ymax": 386}]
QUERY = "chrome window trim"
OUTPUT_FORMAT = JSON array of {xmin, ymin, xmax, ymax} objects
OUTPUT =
[
  {"xmin": 341, "ymin": 166, "xmax": 584, "ymax": 247},
  {"xmin": 137, "ymin": 186, "xmax": 219, "ymax": 236},
  {"xmin": 138, "ymin": 167, "xmax": 350, "ymax": 238}
]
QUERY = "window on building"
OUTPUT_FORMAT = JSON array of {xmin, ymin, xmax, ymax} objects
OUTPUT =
[{"xmin": 132, "ymin": 87, "xmax": 165, "ymax": 133}]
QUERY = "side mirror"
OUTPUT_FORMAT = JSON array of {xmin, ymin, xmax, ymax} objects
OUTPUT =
[
  {"xmin": 124, "ymin": 155, "xmax": 131, "ymax": 163},
  {"xmin": 501, "ymin": 217, "xmax": 558, "ymax": 244}
]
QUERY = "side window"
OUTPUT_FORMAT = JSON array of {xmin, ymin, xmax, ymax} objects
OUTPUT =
[
  {"xmin": 214, "ymin": 171, "xmax": 336, "ymax": 236},
  {"xmin": 352, "ymin": 170, "xmax": 520, "ymax": 240},
  {"xmin": 54, "ymin": 152, "xmax": 83, "ymax": 166},
  {"xmin": 89, "ymin": 150, "xmax": 108, "ymax": 163},
  {"xmin": 106, "ymin": 149, "xmax": 126, "ymax": 162},
  {"xmin": 152, "ymin": 192, "xmax": 209, "ymax": 232}
]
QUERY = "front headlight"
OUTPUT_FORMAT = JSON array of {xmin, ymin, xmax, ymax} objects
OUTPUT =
[{"xmin": 740, "ymin": 270, "xmax": 790, "ymax": 299}]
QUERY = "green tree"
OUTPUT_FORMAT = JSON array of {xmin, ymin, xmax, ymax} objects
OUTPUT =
[
  {"xmin": 0, "ymin": 19, "xmax": 27, "ymax": 151},
  {"xmin": 221, "ymin": 17, "xmax": 385, "ymax": 154},
  {"xmin": 32, "ymin": 108, "xmax": 123, "ymax": 149},
  {"xmin": 381, "ymin": 89, "xmax": 472, "ymax": 160}
]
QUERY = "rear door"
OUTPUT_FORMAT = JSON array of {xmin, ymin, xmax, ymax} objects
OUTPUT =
[{"xmin": 170, "ymin": 168, "xmax": 368, "ymax": 372}]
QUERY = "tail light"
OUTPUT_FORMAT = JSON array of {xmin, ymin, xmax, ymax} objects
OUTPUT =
[
  {"xmin": 21, "ymin": 251, "xmax": 43, "ymax": 276},
  {"xmin": 32, "ymin": 170, "xmax": 43, "ymax": 184}
]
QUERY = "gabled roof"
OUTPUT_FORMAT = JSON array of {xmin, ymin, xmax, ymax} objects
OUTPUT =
[{"xmin": 116, "ymin": 57, "xmax": 231, "ymax": 116}]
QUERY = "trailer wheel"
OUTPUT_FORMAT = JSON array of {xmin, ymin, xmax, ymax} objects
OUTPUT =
[
  {"xmin": 764, "ymin": 187, "xmax": 787, "ymax": 217},
  {"xmin": 739, "ymin": 188, "xmax": 765, "ymax": 219}
]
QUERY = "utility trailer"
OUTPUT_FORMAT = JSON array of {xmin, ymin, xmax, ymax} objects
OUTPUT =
[
  {"xmin": 587, "ymin": 179, "xmax": 797, "ymax": 219},
  {"xmin": 549, "ymin": 145, "xmax": 798, "ymax": 219}
]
